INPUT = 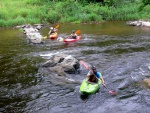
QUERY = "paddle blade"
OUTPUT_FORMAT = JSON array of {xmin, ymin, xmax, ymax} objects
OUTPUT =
[
  {"xmin": 55, "ymin": 24, "xmax": 59, "ymax": 29},
  {"xmin": 80, "ymin": 60, "xmax": 90, "ymax": 70},
  {"xmin": 104, "ymin": 85, "xmax": 117, "ymax": 95},
  {"xmin": 43, "ymin": 36, "xmax": 47, "ymax": 39},
  {"xmin": 75, "ymin": 30, "xmax": 80, "ymax": 34},
  {"xmin": 109, "ymin": 90, "xmax": 118, "ymax": 95}
]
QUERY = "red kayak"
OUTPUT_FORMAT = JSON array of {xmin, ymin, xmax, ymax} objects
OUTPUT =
[
  {"xmin": 63, "ymin": 36, "xmax": 82, "ymax": 43},
  {"xmin": 49, "ymin": 32, "xmax": 58, "ymax": 39}
]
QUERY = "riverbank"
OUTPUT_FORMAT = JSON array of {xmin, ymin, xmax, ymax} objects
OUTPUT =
[{"xmin": 0, "ymin": 0, "xmax": 150, "ymax": 27}]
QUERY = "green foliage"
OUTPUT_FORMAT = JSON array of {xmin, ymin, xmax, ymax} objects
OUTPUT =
[
  {"xmin": 139, "ymin": 0, "xmax": 150, "ymax": 11},
  {"xmin": 79, "ymin": 0, "xmax": 89, "ymax": 5},
  {"xmin": 0, "ymin": 10, "xmax": 9, "ymax": 20},
  {"xmin": 142, "ymin": 0, "xmax": 150, "ymax": 5},
  {"xmin": 0, "ymin": 0, "xmax": 149, "ymax": 27},
  {"xmin": 0, "ymin": 17, "xmax": 26, "ymax": 27},
  {"xmin": 46, "ymin": 10, "xmax": 60, "ymax": 23},
  {"xmin": 25, "ymin": 0, "xmax": 41, "ymax": 5},
  {"xmin": 0, "ymin": 19, "xmax": 7, "ymax": 27}
]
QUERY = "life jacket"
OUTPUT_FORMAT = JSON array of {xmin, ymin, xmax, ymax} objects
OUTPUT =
[
  {"xmin": 71, "ymin": 34, "xmax": 77, "ymax": 39},
  {"xmin": 88, "ymin": 73, "xmax": 97, "ymax": 83},
  {"xmin": 50, "ymin": 29, "xmax": 55, "ymax": 34}
]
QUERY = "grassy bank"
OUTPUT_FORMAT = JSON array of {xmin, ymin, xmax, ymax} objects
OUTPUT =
[{"xmin": 0, "ymin": 0, "xmax": 150, "ymax": 27}]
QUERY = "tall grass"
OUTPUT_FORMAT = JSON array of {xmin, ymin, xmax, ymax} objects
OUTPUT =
[{"xmin": 0, "ymin": 0, "xmax": 149, "ymax": 27}]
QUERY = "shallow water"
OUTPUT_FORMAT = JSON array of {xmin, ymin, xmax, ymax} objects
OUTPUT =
[{"xmin": 0, "ymin": 21, "xmax": 150, "ymax": 113}]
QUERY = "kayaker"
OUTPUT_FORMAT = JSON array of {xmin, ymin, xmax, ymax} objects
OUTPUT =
[
  {"xmin": 70, "ymin": 30, "xmax": 77, "ymax": 39},
  {"xmin": 48, "ymin": 27, "xmax": 57, "ymax": 35},
  {"xmin": 87, "ymin": 66, "xmax": 106, "ymax": 87},
  {"xmin": 48, "ymin": 27, "xmax": 54, "ymax": 35}
]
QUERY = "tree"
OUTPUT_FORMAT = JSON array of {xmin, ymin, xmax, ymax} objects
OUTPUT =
[
  {"xmin": 139, "ymin": 0, "xmax": 150, "ymax": 11},
  {"xmin": 142, "ymin": 0, "xmax": 150, "ymax": 5}
]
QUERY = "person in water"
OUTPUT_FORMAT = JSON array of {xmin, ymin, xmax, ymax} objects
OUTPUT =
[
  {"xmin": 87, "ymin": 66, "xmax": 106, "ymax": 86},
  {"xmin": 70, "ymin": 30, "xmax": 77, "ymax": 39}
]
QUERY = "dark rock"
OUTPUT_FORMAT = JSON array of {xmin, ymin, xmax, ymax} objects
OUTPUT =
[{"xmin": 39, "ymin": 54, "xmax": 80, "ymax": 76}]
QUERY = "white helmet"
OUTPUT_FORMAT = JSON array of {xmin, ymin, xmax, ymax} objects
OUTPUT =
[{"xmin": 50, "ymin": 27, "xmax": 53, "ymax": 30}]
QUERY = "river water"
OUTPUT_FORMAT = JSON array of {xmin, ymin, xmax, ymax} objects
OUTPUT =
[{"xmin": 0, "ymin": 21, "xmax": 150, "ymax": 113}]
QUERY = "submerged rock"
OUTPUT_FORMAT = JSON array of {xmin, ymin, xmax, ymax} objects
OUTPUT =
[{"xmin": 141, "ymin": 78, "xmax": 150, "ymax": 88}]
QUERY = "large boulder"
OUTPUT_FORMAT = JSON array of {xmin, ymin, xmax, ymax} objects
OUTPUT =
[
  {"xmin": 41, "ymin": 54, "xmax": 80, "ymax": 75},
  {"xmin": 38, "ymin": 54, "xmax": 81, "ymax": 85}
]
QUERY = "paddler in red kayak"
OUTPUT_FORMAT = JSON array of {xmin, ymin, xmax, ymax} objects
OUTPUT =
[
  {"xmin": 67, "ymin": 30, "xmax": 77, "ymax": 39},
  {"xmin": 71, "ymin": 30, "xmax": 77, "ymax": 39}
]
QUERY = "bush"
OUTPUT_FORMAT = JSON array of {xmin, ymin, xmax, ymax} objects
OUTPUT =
[{"xmin": 46, "ymin": 10, "xmax": 60, "ymax": 23}]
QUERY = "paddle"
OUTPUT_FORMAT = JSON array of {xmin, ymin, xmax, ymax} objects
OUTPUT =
[
  {"xmin": 75, "ymin": 30, "xmax": 80, "ymax": 34},
  {"xmin": 80, "ymin": 60, "xmax": 117, "ymax": 95},
  {"xmin": 43, "ymin": 36, "xmax": 47, "ymax": 39},
  {"xmin": 55, "ymin": 24, "xmax": 59, "ymax": 29},
  {"xmin": 103, "ymin": 85, "xmax": 117, "ymax": 95}
]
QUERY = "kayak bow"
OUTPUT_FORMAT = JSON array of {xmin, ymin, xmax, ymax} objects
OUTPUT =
[
  {"xmin": 80, "ymin": 78, "xmax": 101, "ymax": 95},
  {"xmin": 49, "ymin": 32, "xmax": 58, "ymax": 39}
]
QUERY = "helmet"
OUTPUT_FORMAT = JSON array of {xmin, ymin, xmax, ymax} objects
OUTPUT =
[
  {"xmin": 50, "ymin": 27, "xmax": 53, "ymax": 30},
  {"xmin": 92, "ymin": 66, "xmax": 96, "ymax": 70},
  {"xmin": 72, "ymin": 30, "xmax": 75, "ymax": 33}
]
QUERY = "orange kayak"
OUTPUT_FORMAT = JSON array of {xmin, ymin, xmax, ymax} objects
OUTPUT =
[{"xmin": 49, "ymin": 32, "xmax": 58, "ymax": 39}]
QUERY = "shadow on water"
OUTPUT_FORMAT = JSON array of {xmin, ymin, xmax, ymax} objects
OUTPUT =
[
  {"xmin": 0, "ymin": 21, "xmax": 150, "ymax": 113},
  {"xmin": 80, "ymin": 94, "xmax": 89, "ymax": 100}
]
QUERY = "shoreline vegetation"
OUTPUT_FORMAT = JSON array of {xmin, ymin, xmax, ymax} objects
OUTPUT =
[{"xmin": 0, "ymin": 0, "xmax": 150, "ymax": 27}]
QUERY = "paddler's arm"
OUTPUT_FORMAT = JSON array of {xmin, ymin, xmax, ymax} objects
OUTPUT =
[
  {"xmin": 54, "ymin": 28, "xmax": 58, "ymax": 32},
  {"xmin": 87, "ymin": 71, "xmax": 91, "ymax": 80},
  {"xmin": 87, "ymin": 70, "xmax": 92, "ymax": 76},
  {"xmin": 48, "ymin": 30, "xmax": 51, "ymax": 35},
  {"xmin": 99, "ymin": 75, "xmax": 106, "ymax": 87}
]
